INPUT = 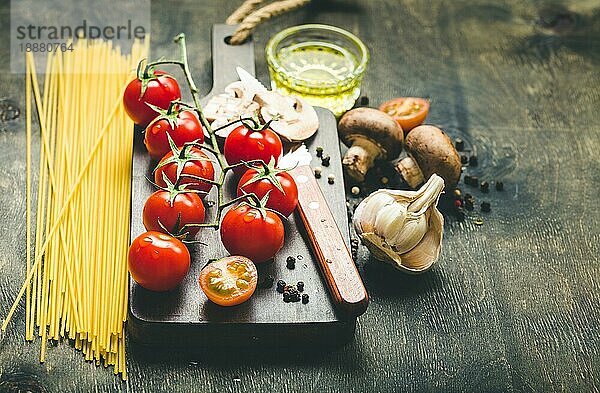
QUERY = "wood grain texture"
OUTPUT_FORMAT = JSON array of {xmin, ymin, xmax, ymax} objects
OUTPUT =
[{"xmin": 1, "ymin": 0, "xmax": 599, "ymax": 392}]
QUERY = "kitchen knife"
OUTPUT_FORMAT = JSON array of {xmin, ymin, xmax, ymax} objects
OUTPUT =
[{"xmin": 281, "ymin": 147, "xmax": 369, "ymax": 317}]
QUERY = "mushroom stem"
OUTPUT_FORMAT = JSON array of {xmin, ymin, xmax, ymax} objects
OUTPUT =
[
  {"xmin": 395, "ymin": 156, "xmax": 425, "ymax": 188},
  {"xmin": 342, "ymin": 138, "xmax": 382, "ymax": 182}
]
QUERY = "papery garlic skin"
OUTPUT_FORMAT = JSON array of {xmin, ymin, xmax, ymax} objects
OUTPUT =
[{"xmin": 353, "ymin": 174, "xmax": 445, "ymax": 273}]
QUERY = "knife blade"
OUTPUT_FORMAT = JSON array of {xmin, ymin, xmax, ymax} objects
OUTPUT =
[{"xmin": 282, "ymin": 145, "xmax": 369, "ymax": 317}]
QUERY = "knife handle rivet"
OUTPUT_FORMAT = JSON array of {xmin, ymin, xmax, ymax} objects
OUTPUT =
[
  {"xmin": 308, "ymin": 201, "xmax": 320, "ymax": 210},
  {"xmin": 296, "ymin": 174, "xmax": 309, "ymax": 184}
]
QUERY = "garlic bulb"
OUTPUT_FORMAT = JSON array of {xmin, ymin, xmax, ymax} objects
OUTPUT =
[{"xmin": 353, "ymin": 174, "xmax": 445, "ymax": 273}]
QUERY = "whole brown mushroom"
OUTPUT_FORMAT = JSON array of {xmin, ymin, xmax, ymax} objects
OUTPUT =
[
  {"xmin": 395, "ymin": 125, "xmax": 461, "ymax": 189},
  {"xmin": 338, "ymin": 108, "xmax": 404, "ymax": 182}
]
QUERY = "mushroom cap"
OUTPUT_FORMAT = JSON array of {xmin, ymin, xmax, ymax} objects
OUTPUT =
[
  {"xmin": 404, "ymin": 125, "xmax": 461, "ymax": 187},
  {"xmin": 338, "ymin": 108, "xmax": 404, "ymax": 159}
]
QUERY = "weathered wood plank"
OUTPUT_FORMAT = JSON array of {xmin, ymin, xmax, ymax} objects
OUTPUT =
[{"xmin": 1, "ymin": 0, "xmax": 599, "ymax": 392}]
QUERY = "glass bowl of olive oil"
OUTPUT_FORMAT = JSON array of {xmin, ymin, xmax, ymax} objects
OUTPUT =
[{"xmin": 266, "ymin": 24, "xmax": 369, "ymax": 117}]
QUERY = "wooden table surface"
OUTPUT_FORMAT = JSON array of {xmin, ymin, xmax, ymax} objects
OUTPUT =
[{"xmin": 1, "ymin": 0, "xmax": 599, "ymax": 392}]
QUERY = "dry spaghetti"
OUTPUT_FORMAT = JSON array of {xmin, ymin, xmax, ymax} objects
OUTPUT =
[{"xmin": 3, "ymin": 39, "xmax": 148, "ymax": 379}]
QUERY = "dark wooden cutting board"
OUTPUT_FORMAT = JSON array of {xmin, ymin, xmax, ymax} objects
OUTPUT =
[{"xmin": 128, "ymin": 25, "xmax": 356, "ymax": 347}]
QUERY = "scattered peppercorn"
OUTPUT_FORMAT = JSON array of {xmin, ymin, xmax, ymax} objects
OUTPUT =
[
  {"xmin": 495, "ymin": 181, "xmax": 504, "ymax": 191},
  {"xmin": 321, "ymin": 155, "xmax": 331, "ymax": 167},
  {"xmin": 473, "ymin": 217, "xmax": 484, "ymax": 225},
  {"xmin": 313, "ymin": 166, "xmax": 322, "ymax": 178},
  {"xmin": 464, "ymin": 175, "xmax": 473, "ymax": 186},
  {"xmin": 283, "ymin": 293, "xmax": 291, "ymax": 302},
  {"xmin": 302, "ymin": 294, "xmax": 309, "ymax": 304},
  {"xmin": 360, "ymin": 96, "xmax": 369, "ymax": 106},
  {"xmin": 454, "ymin": 199, "xmax": 462, "ymax": 208},
  {"xmin": 481, "ymin": 201, "xmax": 491, "ymax": 212},
  {"xmin": 380, "ymin": 176, "xmax": 389, "ymax": 185},
  {"xmin": 469, "ymin": 155, "xmax": 478, "ymax": 166},
  {"xmin": 469, "ymin": 175, "xmax": 479, "ymax": 186},
  {"xmin": 276, "ymin": 280, "xmax": 286, "ymax": 293},
  {"xmin": 297, "ymin": 281, "xmax": 304, "ymax": 292},
  {"xmin": 480, "ymin": 181, "xmax": 489, "ymax": 193},
  {"xmin": 455, "ymin": 138, "xmax": 464, "ymax": 151},
  {"xmin": 286, "ymin": 256, "xmax": 296, "ymax": 269},
  {"xmin": 351, "ymin": 186, "xmax": 360, "ymax": 196},
  {"xmin": 461, "ymin": 154, "xmax": 468, "ymax": 164},
  {"xmin": 328, "ymin": 174, "xmax": 335, "ymax": 184},
  {"xmin": 453, "ymin": 189, "xmax": 462, "ymax": 199},
  {"xmin": 316, "ymin": 146, "xmax": 324, "ymax": 158}
]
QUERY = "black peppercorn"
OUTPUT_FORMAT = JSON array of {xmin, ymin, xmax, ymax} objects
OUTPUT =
[
  {"xmin": 495, "ymin": 181, "xmax": 504, "ymax": 191},
  {"xmin": 481, "ymin": 201, "xmax": 491, "ymax": 212},
  {"xmin": 297, "ymin": 281, "xmax": 304, "ymax": 292},
  {"xmin": 276, "ymin": 280, "xmax": 286, "ymax": 293},
  {"xmin": 469, "ymin": 155, "xmax": 478, "ymax": 166},
  {"xmin": 302, "ymin": 294, "xmax": 309, "ymax": 304},
  {"xmin": 321, "ymin": 155, "xmax": 331, "ymax": 167},
  {"xmin": 455, "ymin": 138, "xmax": 464, "ymax": 151},
  {"xmin": 480, "ymin": 181, "xmax": 489, "ymax": 193},
  {"xmin": 461, "ymin": 154, "xmax": 468, "ymax": 164},
  {"xmin": 360, "ymin": 96, "xmax": 369, "ymax": 106},
  {"xmin": 283, "ymin": 293, "xmax": 291, "ymax": 303},
  {"xmin": 316, "ymin": 146, "xmax": 324, "ymax": 158}
]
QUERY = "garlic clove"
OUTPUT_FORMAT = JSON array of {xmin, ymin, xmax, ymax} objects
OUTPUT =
[
  {"xmin": 400, "ymin": 207, "xmax": 443, "ymax": 272},
  {"xmin": 354, "ymin": 191, "xmax": 396, "ymax": 233},
  {"xmin": 389, "ymin": 212, "xmax": 428, "ymax": 254},
  {"xmin": 374, "ymin": 202, "xmax": 407, "ymax": 240}
]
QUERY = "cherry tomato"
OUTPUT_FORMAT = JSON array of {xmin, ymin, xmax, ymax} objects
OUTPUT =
[
  {"xmin": 199, "ymin": 256, "xmax": 258, "ymax": 306},
  {"xmin": 224, "ymin": 124, "xmax": 283, "ymax": 175},
  {"xmin": 379, "ymin": 97, "xmax": 430, "ymax": 133},
  {"xmin": 128, "ymin": 231, "xmax": 190, "ymax": 292},
  {"xmin": 154, "ymin": 146, "xmax": 215, "ymax": 196},
  {"xmin": 143, "ymin": 189, "xmax": 205, "ymax": 238},
  {"xmin": 237, "ymin": 166, "xmax": 298, "ymax": 217},
  {"xmin": 123, "ymin": 70, "xmax": 181, "ymax": 127},
  {"xmin": 220, "ymin": 204, "xmax": 284, "ymax": 263},
  {"xmin": 144, "ymin": 109, "xmax": 205, "ymax": 161}
]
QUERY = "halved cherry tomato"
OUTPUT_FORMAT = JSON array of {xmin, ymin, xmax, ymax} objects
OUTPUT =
[
  {"xmin": 199, "ymin": 256, "xmax": 258, "ymax": 306},
  {"xmin": 237, "ymin": 162, "xmax": 298, "ymax": 217},
  {"xmin": 123, "ymin": 70, "xmax": 181, "ymax": 127},
  {"xmin": 154, "ymin": 146, "xmax": 215, "ymax": 196},
  {"xmin": 144, "ymin": 108, "xmax": 204, "ymax": 161},
  {"xmin": 128, "ymin": 231, "xmax": 190, "ymax": 292},
  {"xmin": 379, "ymin": 97, "xmax": 429, "ymax": 133},
  {"xmin": 220, "ymin": 203, "xmax": 284, "ymax": 263},
  {"xmin": 142, "ymin": 189, "xmax": 205, "ymax": 238},
  {"xmin": 224, "ymin": 123, "xmax": 283, "ymax": 176}
]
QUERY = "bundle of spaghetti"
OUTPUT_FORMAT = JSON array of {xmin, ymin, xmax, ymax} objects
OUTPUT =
[{"xmin": 3, "ymin": 38, "xmax": 148, "ymax": 380}]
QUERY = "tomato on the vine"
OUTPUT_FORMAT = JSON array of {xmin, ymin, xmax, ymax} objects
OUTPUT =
[
  {"xmin": 123, "ymin": 69, "xmax": 181, "ymax": 127},
  {"xmin": 154, "ymin": 145, "xmax": 215, "ymax": 197},
  {"xmin": 224, "ymin": 122, "xmax": 283, "ymax": 175},
  {"xmin": 237, "ymin": 160, "xmax": 298, "ymax": 217},
  {"xmin": 144, "ymin": 107, "xmax": 204, "ymax": 161},
  {"xmin": 128, "ymin": 231, "xmax": 190, "ymax": 292},
  {"xmin": 220, "ymin": 203, "xmax": 284, "ymax": 263},
  {"xmin": 199, "ymin": 256, "xmax": 258, "ymax": 306},
  {"xmin": 142, "ymin": 187, "xmax": 205, "ymax": 238},
  {"xmin": 379, "ymin": 97, "xmax": 430, "ymax": 133}
]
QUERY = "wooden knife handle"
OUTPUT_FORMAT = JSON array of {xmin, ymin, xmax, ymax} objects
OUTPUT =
[{"xmin": 291, "ymin": 165, "xmax": 369, "ymax": 317}]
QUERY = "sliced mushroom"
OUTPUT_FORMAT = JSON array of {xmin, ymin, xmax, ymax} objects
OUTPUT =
[
  {"xmin": 395, "ymin": 125, "xmax": 461, "ymax": 189},
  {"xmin": 255, "ymin": 91, "xmax": 319, "ymax": 142},
  {"xmin": 338, "ymin": 108, "xmax": 404, "ymax": 182},
  {"xmin": 204, "ymin": 82, "xmax": 260, "ymax": 137}
]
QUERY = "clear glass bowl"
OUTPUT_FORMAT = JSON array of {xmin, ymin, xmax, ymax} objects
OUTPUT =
[{"xmin": 266, "ymin": 24, "xmax": 369, "ymax": 116}]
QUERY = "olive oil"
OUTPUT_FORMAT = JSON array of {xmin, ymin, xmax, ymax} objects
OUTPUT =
[{"xmin": 268, "ymin": 41, "xmax": 363, "ymax": 116}]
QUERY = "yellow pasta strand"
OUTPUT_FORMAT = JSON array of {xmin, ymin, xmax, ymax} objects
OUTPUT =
[{"xmin": 8, "ymin": 38, "xmax": 148, "ymax": 380}]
